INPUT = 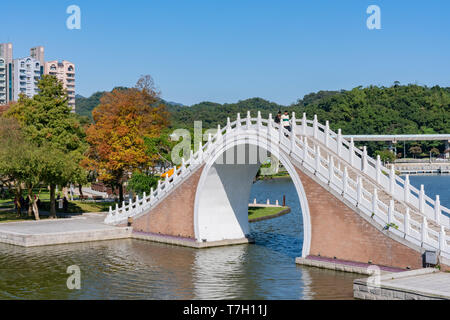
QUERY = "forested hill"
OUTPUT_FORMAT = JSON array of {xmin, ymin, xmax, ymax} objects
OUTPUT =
[
  {"xmin": 296, "ymin": 85, "xmax": 450, "ymax": 135},
  {"xmin": 76, "ymin": 84, "xmax": 450, "ymax": 136},
  {"xmin": 169, "ymin": 85, "xmax": 450, "ymax": 136},
  {"xmin": 167, "ymin": 91, "xmax": 342, "ymax": 128}
]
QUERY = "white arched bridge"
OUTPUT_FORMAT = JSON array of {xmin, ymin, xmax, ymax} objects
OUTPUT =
[{"xmin": 105, "ymin": 112, "xmax": 450, "ymax": 270}]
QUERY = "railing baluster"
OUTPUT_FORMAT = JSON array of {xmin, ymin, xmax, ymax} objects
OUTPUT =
[
  {"xmin": 388, "ymin": 200, "xmax": 394, "ymax": 225},
  {"xmin": 356, "ymin": 176, "xmax": 362, "ymax": 206},
  {"xmin": 419, "ymin": 184, "xmax": 425, "ymax": 214},
  {"xmin": 302, "ymin": 113, "xmax": 307, "ymax": 135},
  {"xmin": 349, "ymin": 137, "xmax": 354, "ymax": 166},
  {"xmin": 440, "ymin": 226, "xmax": 446, "ymax": 252},
  {"xmin": 435, "ymin": 195, "xmax": 441, "ymax": 224},
  {"xmin": 389, "ymin": 165, "xmax": 395, "ymax": 195},
  {"xmin": 404, "ymin": 174, "xmax": 410, "ymax": 203},
  {"xmin": 329, "ymin": 155, "xmax": 334, "ymax": 184},
  {"xmin": 376, "ymin": 155, "xmax": 381, "ymax": 184},
  {"xmin": 198, "ymin": 142, "xmax": 203, "ymax": 163},
  {"xmin": 315, "ymin": 145, "xmax": 320, "ymax": 173},
  {"xmin": 303, "ymin": 136, "xmax": 308, "ymax": 160},
  {"xmin": 404, "ymin": 208, "xmax": 410, "ymax": 235},
  {"xmin": 421, "ymin": 216, "xmax": 428, "ymax": 244},
  {"xmin": 291, "ymin": 112, "xmax": 296, "ymax": 152},
  {"xmin": 362, "ymin": 146, "xmax": 368, "ymax": 173},
  {"xmin": 267, "ymin": 113, "xmax": 272, "ymax": 136},
  {"xmin": 343, "ymin": 167, "xmax": 348, "ymax": 195},
  {"xmin": 313, "ymin": 114, "xmax": 318, "ymax": 139},
  {"xmin": 336, "ymin": 129, "xmax": 342, "ymax": 158},
  {"xmin": 226, "ymin": 117, "xmax": 231, "ymax": 134},
  {"xmin": 236, "ymin": 113, "xmax": 241, "ymax": 130},
  {"xmin": 372, "ymin": 188, "xmax": 378, "ymax": 214},
  {"xmin": 325, "ymin": 121, "xmax": 330, "ymax": 147},
  {"xmin": 246, "ymin": 110, "xmax": 251, "ymax": 129}
]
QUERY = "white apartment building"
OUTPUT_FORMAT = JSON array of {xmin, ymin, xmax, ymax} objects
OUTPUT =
[
  {"xmin": 45, "ymin": 60, "xmax": 76, "ymax": 112},
  {"xmin": 0, "ymin": 43, "xmax": 13, "ymax": 104},
  {"xmin": 12, "ymin": 57, "xmax": 42, "ymax": 101},
  {"xmin": 0, "ymin": 58, "xmax": 6, "ymax": 104}
]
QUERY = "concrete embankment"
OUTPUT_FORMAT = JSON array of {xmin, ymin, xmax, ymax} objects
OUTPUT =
[
  {"xmin": 353, "ymin": 268, "xmax": 450, "ymax": 300},
  {"xmin": 296, "ymin": 255, "xmax": 405, "ymax": 275},
  {"xmin": 0, "ymin": 214, "xmax": 131, "ymax": 247}
]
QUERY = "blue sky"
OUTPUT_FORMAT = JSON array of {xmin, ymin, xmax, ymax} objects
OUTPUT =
[{"xmin": 2, "ymin": 0, "xmax": 450, "ymax": 105}]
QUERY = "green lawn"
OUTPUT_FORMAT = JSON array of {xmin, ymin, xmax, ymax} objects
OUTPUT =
[
  {"xmin": 0, "ymin": 211, "xmax": 51, "ymax": 223},
  {"xmin": 257, "ymin": 172, "xmax": 290, "ymax": 180},
  {"xmin": 0, "ymin": 199, "xmax": 113, "ymax": 223},
  {"xmin": 38, "ymin": 200, "xmax": 113, "ymax": 214},
  {"xmin": 248, "ymin": 206, "xmax": 290, "ymax": 221}
]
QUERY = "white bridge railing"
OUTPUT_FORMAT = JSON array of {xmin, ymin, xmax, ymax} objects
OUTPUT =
[{"xmin": 104, "ymin": 111, "xmax": 450, "ymax": 260}]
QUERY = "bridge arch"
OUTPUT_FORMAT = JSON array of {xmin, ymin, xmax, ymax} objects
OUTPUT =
[{"xmin": 193, "ymin": 132, "xmax": 311, "ymax": 257}]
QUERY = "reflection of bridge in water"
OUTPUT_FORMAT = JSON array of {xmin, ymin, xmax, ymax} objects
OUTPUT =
[{"xmin": 105, "ymin": 112, "xmax": 450, "ymax": 271}]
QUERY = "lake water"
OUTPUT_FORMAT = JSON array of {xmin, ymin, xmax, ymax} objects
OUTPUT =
[{"xmin": 0, "ymin": 175, "xmax": 449, "ymax": 300}]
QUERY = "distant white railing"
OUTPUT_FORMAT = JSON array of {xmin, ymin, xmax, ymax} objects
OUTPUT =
[{"xmin": 104, "ymin": 111, "xmax": 450, "ymax": 260}]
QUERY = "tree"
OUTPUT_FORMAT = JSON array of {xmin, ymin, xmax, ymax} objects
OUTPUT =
[
  {"xmin": 83, "ymin": 75, "xmax": 170, "ymax": 202},
  {"xmin": 0, "ymin": 117, "xmax": 46, "ymax": 219},
  {"xmin": 127, "ymin": 171, "xmax": 159, "ymax": 196},
  {"xmin": 144, "ymin": 129, "xmax": 178, "ymax": 172},
  {"xmin": 430, "ymin": 147, "xmax": 440, "ymax": 157},
  {"xmin": 5, "ymin": 75, "xmax": 87, "ymax": 218},
  {"xmin": 374, "ymin": 150, "xmax": 396, "ymax": 163},
  {"xmin": 409, "ymin": 145, "xmax": 422, "ymax": 158}
]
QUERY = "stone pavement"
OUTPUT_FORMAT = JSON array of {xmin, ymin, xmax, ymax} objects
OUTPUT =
[
  {"xmin": 0, "ymin": 213, "xmax": 131, "ymax": 247},
  {"xmin": 354, "ymin": 268, "xmax": 450, "ymax": 300}
]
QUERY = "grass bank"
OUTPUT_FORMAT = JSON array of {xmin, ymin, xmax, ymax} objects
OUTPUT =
[
  {"xmin": 0, "ymin": 200, "xmax": 113, "ymax": 223},
  {"xmin": 248, "ymin": 206, "xmax": 290, "ymax": 222}
]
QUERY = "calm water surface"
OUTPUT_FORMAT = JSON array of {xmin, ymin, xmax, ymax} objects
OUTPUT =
[{"xmin": 0, "ymin": 175, "xmax": 448, "ymax": 300}]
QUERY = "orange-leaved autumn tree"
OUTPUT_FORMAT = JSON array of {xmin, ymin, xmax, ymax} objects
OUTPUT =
[{"xmin": 82, "ymin": 75, "xmax": 169, "ymax": 202}]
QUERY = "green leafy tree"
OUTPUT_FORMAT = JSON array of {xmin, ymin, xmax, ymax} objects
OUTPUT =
[
  {"xmin": 430, "ymin": 147, "xmax": 440, "ymax": 156},
  {"xmin": 409, "ymin": 145, "xmax": 422, "ymax": 158},
  {"xmin": 0, "ymin": 117, "xmax": 47, "ymax": 219},
  {"xmin": 127, "ymin": 171, "xmax": 159, "ymax": 196},
  {"xmin": 374, "ymin": 150, "xmax": 396, "ymax": 163},
  {"xmin": 5, "ymin": 75, "xmax": 87, "ymax": 218}
]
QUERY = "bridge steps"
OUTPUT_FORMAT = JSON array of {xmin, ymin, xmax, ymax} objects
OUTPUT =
[{"xmin": 304, "ymin": 135, "xmax": 443, "ymax": 235}]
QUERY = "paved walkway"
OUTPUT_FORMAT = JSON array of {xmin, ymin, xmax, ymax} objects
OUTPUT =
[
  {"xmin": 354, "ymin": 268, "xmax": 450, "ymax": 300},
  {"xmin": 0, "ymin": 214, "xmax": 106, "ymax": 233},
  {"xmin": 381, "ymin": 270, "xmax": 450, "ymax": 298},
  {"xmin": 0, "ymin": 214, "xmax": 131, "ymax": 247}
]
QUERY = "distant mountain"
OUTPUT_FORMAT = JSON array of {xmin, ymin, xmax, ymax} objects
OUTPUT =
[
  {"xmin": 168, "ymin": 97, "xmax": 287, "ymax": 128},
  {"xmin": 75, "ymin": 88, "xmax": 184, "ymax": 121},
  {"xmin": 75, "ymin": 91, "xmax": 106, "ymax": 120},
  {"xmin": 164, "ymin": 101, "xmax": 185, "ymax": 107}
]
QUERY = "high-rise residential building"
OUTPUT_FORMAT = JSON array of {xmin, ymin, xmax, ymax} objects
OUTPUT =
[
  {"xmin": 0, "ymin": 57, "xmax": 7, "ymax": 105},
  {"xmin": 0, "ymin": 44, "xmax": 76, "ymax": 108},
  {"xmin": 45, "ymin": 60, "xmax": 76, "ymax": 112},
  {"xmin": 12, "ymin": 56, "xmax": 42, "ymax": 101},
  {"xmin": 0, "ymin": 43, "xmax": 13, "ymax": 104},
  {"xmin": 30, "ymin": 46, "xmax": 45, "ymax": 75}
]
